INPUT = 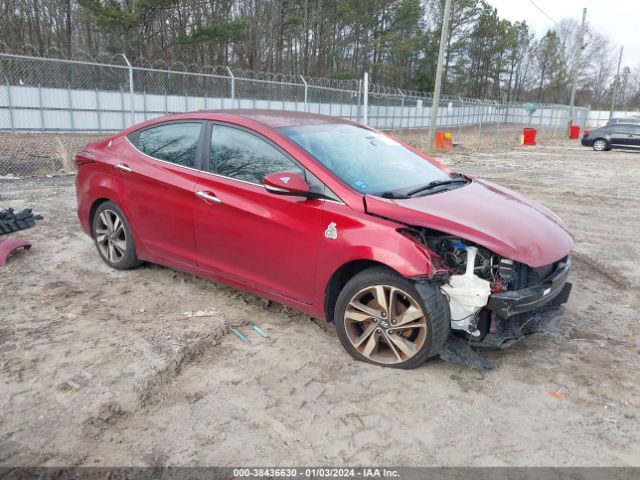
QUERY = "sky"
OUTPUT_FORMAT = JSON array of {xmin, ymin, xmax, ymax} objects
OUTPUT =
[{"xmin": 485, "ymin": 0, "xmax": 640, "ymax": 69}]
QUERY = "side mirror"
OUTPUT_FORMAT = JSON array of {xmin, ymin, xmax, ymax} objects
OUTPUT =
[{"xmin": 263, "ymin": 172, "xmax": 310, "ymax": 196}]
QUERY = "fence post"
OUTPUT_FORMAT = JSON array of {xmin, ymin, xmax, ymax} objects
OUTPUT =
[
  {"xmin": 357, "ymin": 79, "xmax": 362, "ymax": 122},
  {"xmin": 362, "ymin": 72, "xmax": 369, "ymax": 125},
  {"xmin": 584, "ymin": 106, "xmax": 591, "ymax": 129},
  {"xmin": 478, "ymin": 104, "xmax": 482, "ymax": 145},
  {"xmin": 67, "ymin": 84, "xmax": 75, "ymax": 132},
  {"xmin": 96, "ymin": 89, "xmax": 102, "ymax": 133},
  {"xmin": 538, "ymin": 106, "xmax": 543, "ymax": 137},
  {"xmin": 120, "ymin": 87, "xmax": 126, "ymax": 129},
  {"xmin": 300, "ymin": 75, "xmax": 308, "ymax": 112},
  {"xmin": 399, "ymin": 89, "xmax": 405, "ymax": 129},
  {"xmin": 121, "ymin": 54, "xmax": 135, "ymax": 126},
  {"xmin": 226, "ymin": 66, "xmax": 235, "ymax": 108},
  {"xmin": 38, "ymin": 84, "xmax": 45, "ymax": 132},
  {"xmin": 5, "ymin": 79, "xmax": 14, "ymax": 131},
  {"xmin": 458, "ymin": 97, "xmax": 464, "ymax": 140},
  {"xmin": 496, "ymin": 103, "xmax": 500, "ymax": 147}
]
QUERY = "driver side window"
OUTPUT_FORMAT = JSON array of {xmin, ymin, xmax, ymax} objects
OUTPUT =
[{"xmin": 209, "ymin": 125, "xmax": 303, "ymax": 184}]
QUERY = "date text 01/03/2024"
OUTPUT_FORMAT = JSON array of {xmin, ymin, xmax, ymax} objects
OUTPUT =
[{"xmin": 232, "ymin": 468, "xmax": 400, "ymax": 477}]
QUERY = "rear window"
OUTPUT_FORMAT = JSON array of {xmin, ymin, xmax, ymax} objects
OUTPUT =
[
  {"xmin": 135, "ymin": 122, "xmax": 202, "ymax": 168},
  {"xmin": 608, "ymin": 125, "xmax": 630, "ymax": 134}
]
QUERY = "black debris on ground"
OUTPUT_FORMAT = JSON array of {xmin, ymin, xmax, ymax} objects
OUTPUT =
[
  {"xmin": 0, "ymin": 208, "xmax": 44, "ymax": 235},
  {"xmin": 439, "ymin": 335, "xmax": 495, "ymax": 370}
]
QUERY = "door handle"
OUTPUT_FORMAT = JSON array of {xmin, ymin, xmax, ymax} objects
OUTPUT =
[
  {"xmin": 196, "ymin": 191, "xmax": 222, "ymax": 203},
  {"xmin": 115, "ymin": 163, "xmax": 132, "ymax": 173}
]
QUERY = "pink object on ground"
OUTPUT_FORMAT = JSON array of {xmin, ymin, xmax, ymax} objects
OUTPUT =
[{"xmin": 0, "ymin": 237, "xmax": 32, "ymax": 266}]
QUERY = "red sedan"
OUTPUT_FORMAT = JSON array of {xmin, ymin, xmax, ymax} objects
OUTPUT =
[{"xmin": 75, "ymin": 110, "xmax": 573, "ymax": 369}]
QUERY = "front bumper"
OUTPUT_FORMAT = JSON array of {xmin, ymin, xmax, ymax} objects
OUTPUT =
[
  {"xmin": 472, "ymin": 257, "xmax": 572, "ymax": 347},
  {"xmin": 488, "ymin": 257, "xmax": 572, "ymax": 317}
]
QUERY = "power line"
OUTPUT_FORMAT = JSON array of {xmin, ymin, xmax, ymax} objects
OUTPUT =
[
  {"xmin": 527, "ymin": 0, "xmax": 560, "ymax": 26},
  {"xmin": 525, "ymin": 0, "xmax": 584, "ymax": 43}
]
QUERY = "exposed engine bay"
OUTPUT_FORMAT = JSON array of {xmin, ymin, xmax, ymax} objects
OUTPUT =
[
  {"xmin": 404, "ymin": 227, "xmax": 513, "ymax": 290},
  {"xmin": 404, "ymin": 227, "xmax": 572, "ymax": 348}
]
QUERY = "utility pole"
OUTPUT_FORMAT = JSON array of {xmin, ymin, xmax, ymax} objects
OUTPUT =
[
  {"xmin": 609, "ymin": 46, "xmax": 624, "ymax": 119},
  {"xmin": 568, "ymin": 7, "xmax": 587, "ymax": 129},
  {"xmin": 428, "ymin": 0, "xmax": 452, "ymax": 149}
]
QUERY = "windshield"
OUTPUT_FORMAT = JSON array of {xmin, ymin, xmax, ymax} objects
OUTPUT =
[{"xmin": 278, "ymin": 124, "xmax": 451, "ymax": 195}]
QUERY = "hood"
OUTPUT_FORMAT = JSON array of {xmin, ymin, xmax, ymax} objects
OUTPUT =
[{"xmin": 365, "ymin": 178, "xmax": 574, "ymax": 268}]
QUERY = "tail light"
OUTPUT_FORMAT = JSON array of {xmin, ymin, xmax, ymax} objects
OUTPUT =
[
  {"xmin": 74, "ymin": 151, "xmax": 96, "ymax": 168},
  {"xmin": 583, "ymin": 130, "xmax": 591, "ymax": 137}
]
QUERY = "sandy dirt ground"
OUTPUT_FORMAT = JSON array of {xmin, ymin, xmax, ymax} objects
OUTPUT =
[{"xmin": 1, "ymin": 138, "xmax": 639, "ymax": 467}]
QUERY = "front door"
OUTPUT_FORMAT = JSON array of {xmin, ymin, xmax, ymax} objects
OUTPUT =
[
  {"xmin": 609, "ymin": 125, "xmax": 633, "ymax": 147},
  {"xmin": 193, "ymin": 123, "xmax": 325, "ymax": 303},
  {"xmin": 629, "ymin": 125, "xmax": 640, "ymax": 148}
]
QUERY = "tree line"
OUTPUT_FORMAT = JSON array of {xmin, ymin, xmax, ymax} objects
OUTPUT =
[{"xmin": 1, "ymin": 0, "xmax": 639, "ymax": 109}]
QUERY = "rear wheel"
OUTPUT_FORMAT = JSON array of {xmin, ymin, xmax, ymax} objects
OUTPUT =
[
  {"xmin": 593, "ymin": 138, "xmax": 608, "ymax": 151},
  {"xmin": 92, "ymin": 201, "xmax": 141, "ymax": 270},
  {"xmin": 334, "ymin": 267, "xmax": 449, "ymax": 369}
]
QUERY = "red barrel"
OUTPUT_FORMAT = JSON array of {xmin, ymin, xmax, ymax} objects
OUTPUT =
[
  {"xmin": 523, "ymin": 128, "xmax": 537, "ymax": 146},
  {"xmin": 569, "ymin": 125, "xmax": 580, "ymax": 139}
]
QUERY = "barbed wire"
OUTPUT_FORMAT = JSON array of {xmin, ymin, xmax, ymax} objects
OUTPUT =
[{"xmin": 0, "ymin": 43, "xmax": 580, "ymax": 108}]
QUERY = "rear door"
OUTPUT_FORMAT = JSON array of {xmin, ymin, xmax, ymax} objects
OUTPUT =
[
  {"xmin": 193, "ymin": 122, "xmax": 325, "ymax": 303},
  {"xmin": 122, "ymin": 121, "xmax": 204, "ymax": 266},
  {"xmin": 608, "ymin": 125, "xmax": 632, "ymax": 147}
]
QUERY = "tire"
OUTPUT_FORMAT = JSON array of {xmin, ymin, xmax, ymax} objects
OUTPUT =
[
  {"xmin": 92, "ymin": 201, "xmax": 142, "ymax": 270},
  {"xmin": 0, "ymin": 208, "xmax": 41, "ymax": 234},
  {"xmin": 334, "ymin": 267, "xmax": 450, "ymax": 369},
  {"xmin": 592, "ymin": 138, "xmax": 608, "ymax": 151}
]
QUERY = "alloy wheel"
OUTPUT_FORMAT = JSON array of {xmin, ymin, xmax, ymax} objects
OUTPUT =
[
  {"xmin": 593, "ymin": 139, "xmax": 606, "ymax": 151},
  {"xmin": 343, "ymin": 285, "xmax": 428, "ymax": 365},
  {"xmin": 95, "ymin": 209, "xmax": 127, "ymax": 264}
]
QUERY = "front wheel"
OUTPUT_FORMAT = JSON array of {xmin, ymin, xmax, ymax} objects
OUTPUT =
[
  {"xmin": 334, "ymin": 267, "xmax": 450, "ymax": 369},
  {"xmin": 592, "ymin": 138, "xmax": 608, "ymax": 151}
]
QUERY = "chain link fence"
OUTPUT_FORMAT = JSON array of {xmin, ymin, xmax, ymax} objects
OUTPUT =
[
  {"xmin": 587, "ymin": 109, "xmax": 640, "ymax": 127},
  {"xmin": 1, "ymin": 50, "xmax": 592, "ymax": 177}
]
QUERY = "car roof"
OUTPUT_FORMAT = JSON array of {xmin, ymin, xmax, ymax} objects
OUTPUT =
[{"xmin": 204, "ymin": 109, "xmax": 356, "ymax": 128}]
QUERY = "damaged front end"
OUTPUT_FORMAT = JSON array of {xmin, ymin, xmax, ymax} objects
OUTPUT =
[{"xmin": 406, "ymin": 227, "xmax": 573, "ymax": 348}]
